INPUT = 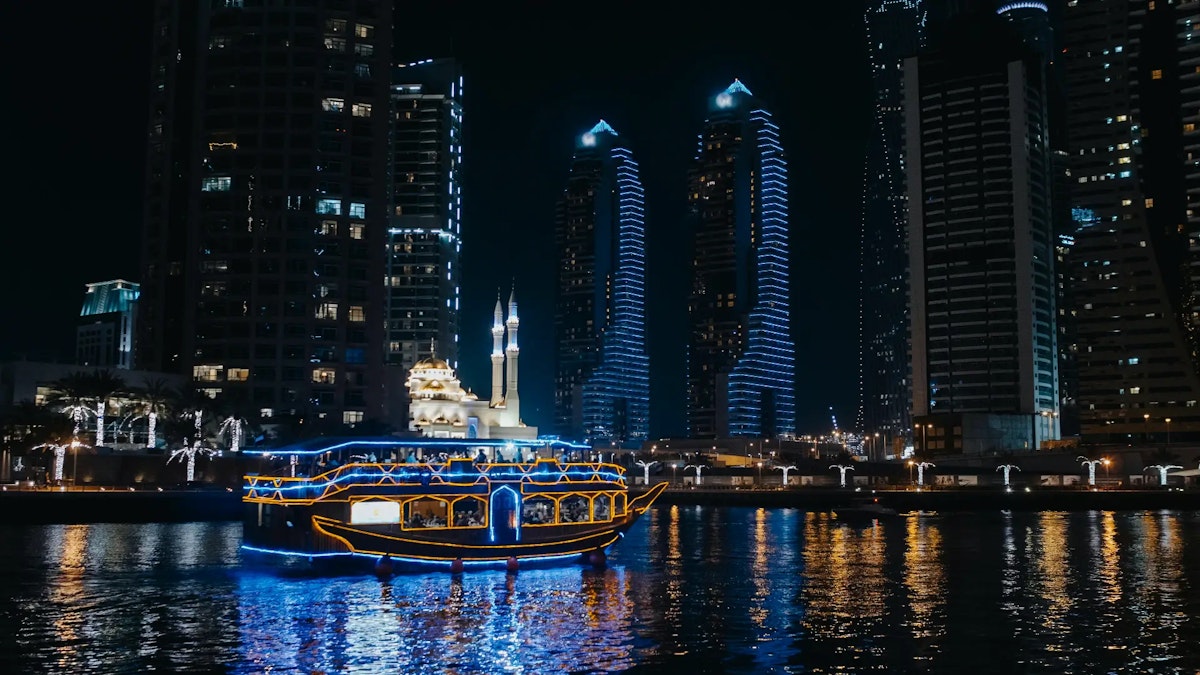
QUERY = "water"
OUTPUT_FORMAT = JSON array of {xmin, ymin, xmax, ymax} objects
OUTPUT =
[{"xmin": 1, "ymin": 507, "xmax": 1198, "ymax": 674}]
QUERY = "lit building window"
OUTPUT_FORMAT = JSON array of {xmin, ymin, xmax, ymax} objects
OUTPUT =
[
  {"xmin": 344, "ymin": 410, "xmax": 365, "ymax": 425},
  {"xmin": 320, "ymin": 220, "xmax": 338, "ymax": 235},
  {"xmin": 202, "ymin": 176, "xmax": 231, "ymax": 192},
  {"xmin": 193, "ymin": 365, "xmax": 224, "ymax": 382},
  {"xmin": 350, "ymin": 223, "xmax": 364, "ymax": 240},
  {"xmin": 355, "ymin": 64, "xmax": 371, "ymax": 78},
  {"xmin": 1152, "ymin": 69, "xmax": 1162, "ymax": 80},
  {"xmin": 317, "ymin": 199, "xmax": 341, "ymax": 215},
  {"xmin": 312, "ymin": 368, "xmax": 337, "ymax": 384},
  {"xmin": 352, "ymin": 103, "xmax": 372, "ymax": 118},
  {"xmin": 322, "ymin": 97, "xmax": 345, "ymax": 112},
  {"xmin": 260, "ymin": 408, "xmax": 274, "ymax": 418},
  {"xmin": 354, "ymin": 24, "xmax": 373, "ymax": 39},
  {"xmin": 348, "ymin": 305, "xmax": 366, "ymax": 322},
  {"xmin": 354, "ymin": 43, "xmax": 374, "ymax": 57},
  {"xmin": 316, "ymin": 302, "xmax": 338, "ymax": 320},
  {"xmin": 325, "ymin": 18, "xmax": 346, "ymax": 33},
  {"xmin": 1145, "ymin": 198, "xmax": 1155, "ymax": 208},
  {"xmin": 324, "ymin": 37, "xmax": 346, "ymax": 51},
  {"xmin": 349, "ymin": 202, "xmax": 366, "ymax": 219},
  {"xmin": 227, "ymin": 368, "xmax": 249, "ymax": 382}
]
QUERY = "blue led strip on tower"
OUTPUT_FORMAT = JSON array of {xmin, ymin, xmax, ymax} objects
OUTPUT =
[{"xmin": 727, "ymin": 108, "xmax": 796, "ymax": 437}]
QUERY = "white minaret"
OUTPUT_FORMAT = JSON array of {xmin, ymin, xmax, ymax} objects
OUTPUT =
[
  {"xmin": 505, "ymin": 287, "xmax": 520, "ymax": 423},
  {"xmin": 490, "ymin": 294, "xmax": 505, "ymax": 406}
]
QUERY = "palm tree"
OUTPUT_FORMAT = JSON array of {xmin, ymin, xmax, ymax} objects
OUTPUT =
[
  {"xmin": 175, "ymin": 387, "xmax": 213, "ymax": 445},
  {"xmin": 215, "ymin": 390, "xmax": 253, "ymax": 454},
  {"xmin": 88, "ymin": 370, "xmax": 127, "ymax": 447},
  {"xmin": 134, "ymin": 378, "xmax": 175, "ymax": 449},
  {"xmin": 44, "ymin": 371, "xmax": 94, "ymax": 435}
]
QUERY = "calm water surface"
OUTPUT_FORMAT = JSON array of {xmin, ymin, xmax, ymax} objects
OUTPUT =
[{"xmin": 1, "ymin": 507, "xmax": 1198, "ymax": 673}]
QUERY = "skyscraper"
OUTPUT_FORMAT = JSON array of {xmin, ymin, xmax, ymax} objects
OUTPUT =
[
  {"xmin": 553, "ymin": 121, "xmax": 650, "ymax": 445},
  {"xmin": 77, "ymin": 280, "xmax": 140, "ymax": 370},
  {"xmin": 906, "ymin": 9, "xmax": 1059, "ymax": 454},
  {"xmin": 1061, "ymin": 0, "xmax": 1200, "ymax": 441},
  {"xmin": 858, "ymin": 0, "xmax": 928, "ymax": 451},
  {"xmin": 686, "ymin": 81, "xmax": 795, "ymax": 439},
  {"xmin": 386, "ymin": 58, "xmax": 463, "ymax": 375},
  {"xmin": 141, "ymin": 1, "xmax": 393, "ymax": 426}
]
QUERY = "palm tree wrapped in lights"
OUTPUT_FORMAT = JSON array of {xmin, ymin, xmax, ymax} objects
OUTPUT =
[
  {"xmin": 33, "ymin": 439, "xmax": 89, "ymax": 483},
  {"xmin": 684, "ymin": 464, "xmax": 705, "ymax": 486},
  {"xmin": 774, "ymin": 465, "xmax": 798, "ymax": 487},
  {"xmin": 44, "ymin": 372, "xmax": 94, "ymax": 435},
  {"xmin": 829, "ymin": 464, "xmax": 854, "ymax": 488},
  {"xmin": 136, "ymin": 378, "xmax": 174, "ymax": 450},
  {"xmin": 169, "ymin": 439, "xmax": 216, "ymax": 483},
  {"xmin": 915, "ymin": 461, "xmax": 936, "ymax": 487},
  {"xmin": 635, "ymin": 459, "xmax": 657, "ymax": 485},
  {"xmin": 1145, "ymin": 464, "xmax": 1182, "ymax": 488},
  {"xmin": 218, "ymin": 415, "xmax": 248, "ymax": 454},
  {"xmin": 995, "ymin": 463, "xmax": 1020, "ymax": 488},
  {"xmin": 1077, "ymin": 456, "xmax": 1103, "ymax": 486},
  {"xmin": 88, "ymin": 371, "xmax": 126, "ymax": 448}
]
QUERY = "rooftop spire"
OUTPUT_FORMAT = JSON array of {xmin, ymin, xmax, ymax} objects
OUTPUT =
[
  {"xmin": 589, "ymin": 119, "xmax": 618, "ymax": 136},
  {"xmin": 724, "ymin": 78, "xmax": 753, "ymax": 96}
]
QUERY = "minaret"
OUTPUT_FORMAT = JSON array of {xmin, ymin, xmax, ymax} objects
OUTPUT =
[
  {"xmin": 490, "ymin": 293, "xmax": 505, "ymax": 406},
  {"xmin": 505, "ymin": 287, "xmax": 520, "ymax": 422}
]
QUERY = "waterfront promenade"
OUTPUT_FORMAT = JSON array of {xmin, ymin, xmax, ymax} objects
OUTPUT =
[{"xmin": 1, "ymin": 483, "xmax": 1196, "ymax": 524}]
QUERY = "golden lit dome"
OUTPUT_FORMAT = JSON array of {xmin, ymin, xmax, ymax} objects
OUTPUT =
[
  {"xmin": 414, "ymin": 356, "xmax": 451, "ymax": 370},
  {"xmin": 419, "ymin": 380, "xmax": 446, "ymax": 391}
]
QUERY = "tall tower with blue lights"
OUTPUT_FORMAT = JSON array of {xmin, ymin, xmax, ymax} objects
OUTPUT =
[
  {"xmin": 857, "ymin": 0, "xmax": 927, "ymax": 453},
  {"xmin": 686, "ymin": 80, "xmax": 795, "ymax": 439},
  {"xmin": 553, "ymin": 120, "xmax": 650, "ymax": 446}
]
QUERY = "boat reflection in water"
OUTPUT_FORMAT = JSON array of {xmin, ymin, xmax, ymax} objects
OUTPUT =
[{"xmin": 241, "ymin": 438, "xmax": 666, "ymax": 572}]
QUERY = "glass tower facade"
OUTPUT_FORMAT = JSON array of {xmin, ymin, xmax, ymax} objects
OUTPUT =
[
  {"xmin": 141, "ymin": 1, "xmax": 393, "ymax": 427},
  {"xmin": 686, "ymin": 81, "xmax": 795, "ymax": 439},
  {"xmin": 553, "ymin": 121, "xmax": 650, "ymax": 446},
  {"xmin": 386, "ymin": 59, "xmax": 463, "ymax": 374},
  {"xmin": 858, "ymin": 0, "xmax": 927, "ymax": 449}
]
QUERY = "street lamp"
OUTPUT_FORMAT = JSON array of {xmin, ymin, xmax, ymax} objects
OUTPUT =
[
  {"xmin": 1102, "ymin": 458, "xmax": 1111, "ymax": 480},
  {"xmin": 1166, "ymin": 417, "xmax": 1172, "ymax": 445},
  {"xmin": 757, "ymin": 461, "xmax": 763, "ymax": 485},
  {"xmin": 1144, "ymin": 413, "xmax": 1150, "ymax": 443},
  {"xmin": 907, "ymin": 460, "xmax": 914, "ymax": 485}
]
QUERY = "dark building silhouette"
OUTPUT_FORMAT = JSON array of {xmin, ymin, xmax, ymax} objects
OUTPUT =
[
  {"xmin": 141, "ymin": 1, "xmax": 393, "ymax": 426},
  {"xmin": 553, "ymin": 121, "xmax": 650, "ymax": 447},
  {"xmin": 858, "ymin": 0, "xmax": 928, "ymax": 454},
  {"xmin": 906, "ymin": 8, "xmax": 1060, "ymax": 454},
  {"xmin": 686, "ymin": 80, "xmax": 795, "ymax": 439},
  {"xmin": 384, "ymin": 58, "xmax": 463, "ymax": 423},
  {"xmin": 1061, "ymin": 0, "xmax": 1200, "ymax": 441}
]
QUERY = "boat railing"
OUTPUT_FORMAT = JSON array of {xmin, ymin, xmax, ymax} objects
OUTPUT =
[{"xmin": 244, "ymin": 460, "xmax": 627, "ymax": 503}]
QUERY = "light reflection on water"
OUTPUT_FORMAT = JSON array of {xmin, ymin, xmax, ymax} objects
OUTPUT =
[{"xmin": 0, "ymin": 509, "xmax": 1198, "ymax": 673}]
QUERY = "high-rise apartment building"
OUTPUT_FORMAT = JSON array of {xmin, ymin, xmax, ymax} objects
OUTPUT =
[
  {"xmin": 906, "ymin": 9, "xmax": 1059, "ymax": 454},
  {"xmin": 1061, "ymin": 0, "xmax": 1200, "ymax": 441},
  {"xmin": 76, "ymin": 280, "xmax": 140, "ymax": 370},
  {"xmin": 553, "ymin": 121, "xmax": 650, "ymax": 446},
  {"xmin": 386, "ymin": 58, "xmax": 462, "ymax": 376},
  {"xmin": 141, "ymin": 1, "xmax": 393, "ymax": 426},
  {"xmin": 686, "ymin": 81, "xmax": 795, "ymax": 439},
  {"xmin": 858, "ymin": 0, "xmax": 927, "ymax": 451}
]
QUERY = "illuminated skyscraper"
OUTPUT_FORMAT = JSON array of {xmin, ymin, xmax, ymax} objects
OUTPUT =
[
  {"xmin": 386, "ymin": 58, "xmax": 463, "ymax": 374},
  {"xmin": 907, "ymin": 8, "xmax": 1059, "ymax": 454},
  {"xmin": 141, "ymin": 2, "xmax": 393, "ymax": 426},
  {"xmin": 1061, "ymin": 0, "xmax": 1200, "ymax": 441},
  {"xmin": 77, "ymin": 280, "xmax": 140, "ymax": 370},
  {"xmin": 686, "ymin": 80, "xmax": 795, "ymax": 439},
  {"xmin": 553, "ymin": 121, "xmax": 650, "ymax": 445},
  {"xmin": 858, "ymin": 0, "xmax": 927, "ymax": 450}
]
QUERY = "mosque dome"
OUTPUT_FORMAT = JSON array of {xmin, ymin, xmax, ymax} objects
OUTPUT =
[{"xmin": 414, "ymin": 356, "xmax": 451, "ymax": 370}]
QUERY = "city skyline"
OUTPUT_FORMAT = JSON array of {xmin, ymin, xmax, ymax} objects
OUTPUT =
[{"xmin": 0, "ymin": 2, "xmax": 869, "ymax": 437}]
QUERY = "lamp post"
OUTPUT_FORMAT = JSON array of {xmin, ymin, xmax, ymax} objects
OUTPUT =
[
  {"xmin": 757, "ymin": 461, "xmax": 763, "ymax": 486},
  {"xmin": 907, "ymin": 460, "xmax": 914, "ymax": 485},
  {"xmin": 1166, "ymin": 417, "xmax": 1172, "ymax": 445},
  {"xmin": 1144, "ymin": 413, "xmax": 1150, "ymax": 443}
]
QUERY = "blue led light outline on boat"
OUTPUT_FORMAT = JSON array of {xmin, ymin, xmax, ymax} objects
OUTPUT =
[
  {"xmin": 241, "ymin": 438, "xmax": 591, "ymax": 457},
  {"xmin": 240, "ymin": 544, "xmax": 586, "ymax": 567},
  {"xmin": 488, "ymin": 485, "xmax": 521, "ymax": 543}
]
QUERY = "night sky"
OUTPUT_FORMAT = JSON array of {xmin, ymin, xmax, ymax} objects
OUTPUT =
[{"xmin": 1, "ymin": 2, "xmax": 869, "ymax": 438}]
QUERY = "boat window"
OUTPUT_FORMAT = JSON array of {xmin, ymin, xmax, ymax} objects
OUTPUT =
[
  {"xmin": 351, "ymin": 500, "xmax": 400, "ymax": 525},
  {"xmin": 451, "ymin": 497, "xmax": 485, "ymax": 528},
  {"xmin": 614, "ymin": 493, "xmax": 627, "ymax": 516},
  {"xmin": 521, "ymin": 496, "xmax": 555, "ymax": 525},
  {"xmin": 593, "ymin": 494, "xmax": 611, "ymax": 522},
  {"xmin": 403, "ymin": 498, "xmax": 449, "ymax": 528},
  {"xmin": 560, "ymin": 495, "xmax": 591, "ymax": 523}
]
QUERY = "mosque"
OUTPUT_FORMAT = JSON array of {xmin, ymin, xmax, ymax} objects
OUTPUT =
[{"xmin": 405, "ymin": 290, "xmax": 537, "ymax": 439}]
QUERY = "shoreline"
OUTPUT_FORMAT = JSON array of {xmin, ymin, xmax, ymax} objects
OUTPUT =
[{"xmin": 0, "ymin": 485, "xmax": 1198, "ymax": 524}]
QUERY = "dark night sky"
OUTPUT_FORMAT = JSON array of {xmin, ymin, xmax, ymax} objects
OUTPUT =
[{"xmin": 1, "ymin": 2, "xmax": 870, "ymax": 438}]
